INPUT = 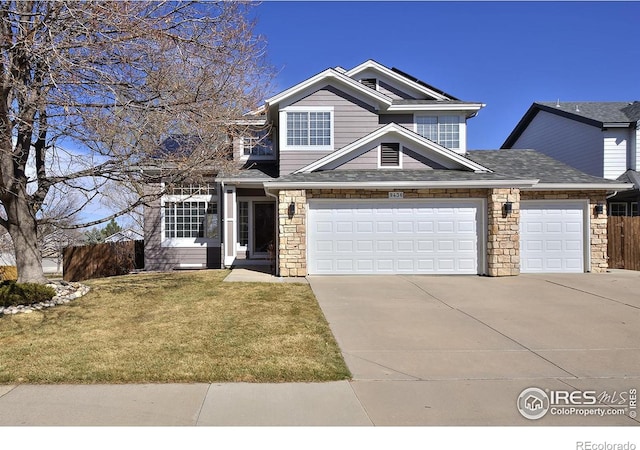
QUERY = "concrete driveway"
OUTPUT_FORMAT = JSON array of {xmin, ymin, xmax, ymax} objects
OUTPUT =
[{"xmin": 308, "ymin": 271, "xmax": 640, "ymax": 425}]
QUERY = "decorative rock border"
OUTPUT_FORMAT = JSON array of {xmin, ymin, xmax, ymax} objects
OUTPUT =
[{"xmin": 0, "ymin": 281, "xmax": 90, "ymax": 316}]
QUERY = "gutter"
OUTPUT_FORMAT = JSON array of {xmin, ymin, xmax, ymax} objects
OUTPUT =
[{"xmin": 523, "ymin": 182, "xmax": 634, "ymax": 191}]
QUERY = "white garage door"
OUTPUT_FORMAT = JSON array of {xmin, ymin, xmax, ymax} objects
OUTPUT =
[
  {"xmin": 520, "ymin": 201, "xmax": 586, "ymax": 273},
  {"xmin": 307, "ymin": 200, "xmax": 482, "ymax": 275}
]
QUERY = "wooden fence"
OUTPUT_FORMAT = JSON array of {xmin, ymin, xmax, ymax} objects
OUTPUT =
[
  {"xmin": 607, "ymin": 217, "xmax": 640, "ymax": 271},
  {"xmin": 63, "ymin": 240, "xmax": 144, "ymax": 282}
]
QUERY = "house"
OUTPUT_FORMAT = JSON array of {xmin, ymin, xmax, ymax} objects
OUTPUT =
[
  {"xmin": 502, "ymin": 101, "xmax": 640, "ymax": 216},
  {"xmin": 143, "ymin": 60, "xmax": 631, "ymax": 276},
  {"xmin": 104, "ymin": 229, "xmax": 144, "ymax": 243}
]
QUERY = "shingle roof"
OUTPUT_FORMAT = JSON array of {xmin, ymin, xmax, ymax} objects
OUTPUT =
[
  {"xmin": 536, "ymin": 101, "xmax": 640, "ymax": 124},
  {"xmin": 503, "ymin": 101, "xmax": 640, "ymax": 148},
  {"xmin": 466, "ymin": 150, "xmax": 624, "ymax": 185},
  {"xmin": 274, "ymin": 169, "xmax": 518, "ymax": 184},
  {"xmin": 268, "ymin": 149, "xmax": 629, "ymax": 189},
  {"xmin": 218, "ymin": 162, "xmax": 278, "ymax": 181},
  {"xmin": 617, "ymin": 169, "xmax": 640, "ymax": 189}
]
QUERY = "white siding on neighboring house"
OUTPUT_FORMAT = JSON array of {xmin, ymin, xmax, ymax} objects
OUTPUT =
[
  {"xmin": 510, "ymin": 110, "xmax": 603, "ymax": 177},
  {"xmin": 603, "ymin": 129, "xmax": 628, "ymax": 179},
  {"xmin": 635, "ymin": 125, "xmax": 640, "ymax": 171}
]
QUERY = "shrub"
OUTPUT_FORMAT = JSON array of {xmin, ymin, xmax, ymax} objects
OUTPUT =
[
  {"xmin": 0, "ymin": 281, "xmax": 57, "ymax": 307},
  {"xmin": 0, "ymin": 266, "xmax": 18, "ymax": 281}
]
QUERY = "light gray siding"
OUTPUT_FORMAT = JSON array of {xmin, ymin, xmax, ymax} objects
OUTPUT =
[
  {"xmin": 280, "ymin": 150, "xmax": 330, "ymax": 176},
  {"xmin": 280, "ymin": 85, "xmax": 380, "ymax": 175},
  {"xmin": 143, "ymin": 183, "xmax": 222, "ymax": 271},
  {"xmin": 378, "ymin": 114, "xmax": 414, "ymax": 128},
  {"xmin": 511, "ymin": 110, "xmax": 604, "ymax": 177},
  {"xmin": 330, "ymin": 145, "xmax": 444, "ymax": 170}
]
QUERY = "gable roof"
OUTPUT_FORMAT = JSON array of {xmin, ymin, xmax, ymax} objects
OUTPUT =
[
  {"xmin": 466, "ymin": 149, "xmax": 633, "ymax": 190},
  {"xmin": 293, "ymin": 123, "xmax": 491, "ymax": 174},
  {"xmin": 503, "ymin": 101, "xmax": 640, "ymax": 148},
  {"xmin": 344, "ymin": 59, "xmax": 453, "ymax": 101},
  {"xmin": 265, "ymin": 67, "xmax": 393, "ymax": 109}
]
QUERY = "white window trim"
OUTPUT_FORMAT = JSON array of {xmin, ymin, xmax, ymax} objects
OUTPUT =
[
  {"xmin": 239, "ymin": 135, "xmax": 275, "ymax": 161},
  {"xmin": 161, "ymin": 193, "xmax": 220, "ymax": 248},
  {"xmin": 414, "ymin": 113, "xmax": 466, "ymax": 152},
  {"xmin": 377, "ymin": 143, "xmax": 403, "ymax": 169},
  {"xmin": 279, "ymin": 106, "xmax": 334, "ymax": 151}
]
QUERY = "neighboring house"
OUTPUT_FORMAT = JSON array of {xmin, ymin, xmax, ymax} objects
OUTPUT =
[
  {"xmin": 502, "ymin": 101, "xmax": 640, "ymax": 215},
  {"xmin": 104, "ymin": 229, "xmax": 144, "ymax": 243},
  {"xmin": 143, "ymin": 60, "xmax": 631, "ymax": 276}
]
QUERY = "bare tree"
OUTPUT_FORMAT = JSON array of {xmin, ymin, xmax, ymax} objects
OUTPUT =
[{"xmin": 0, "ymin": 1, "xmax": 271, "ymax": 282}]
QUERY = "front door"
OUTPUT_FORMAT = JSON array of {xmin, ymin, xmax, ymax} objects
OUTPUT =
[{"xmin": 253, "ymin": 202, "xmax": 275, "ymax": 256}]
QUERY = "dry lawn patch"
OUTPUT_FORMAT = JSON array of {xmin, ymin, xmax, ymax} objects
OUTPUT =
[{"xmin": 0, "ymin": 270, "xmax": 350, "ymax": 383}]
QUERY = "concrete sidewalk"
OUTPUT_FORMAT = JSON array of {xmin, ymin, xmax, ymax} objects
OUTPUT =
[{"xmin": 0, "ymin": 382, "xmax": 371, "ymax": 426}]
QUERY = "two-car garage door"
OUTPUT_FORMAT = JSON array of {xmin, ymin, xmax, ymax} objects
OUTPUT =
[{"xmin": 307, "ymin": 199, "xmax": 483, "ymax": 275}]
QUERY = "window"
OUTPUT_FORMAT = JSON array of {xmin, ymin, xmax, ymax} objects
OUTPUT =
[
  {"xmin": 632, "ymin": 203, "xmax": 639, "ymax": 217},
  {"xmin": 609, "ymin": 202, "xmax": 628, "ymax": 216},
  {"xmin": 163, "ymin": 184, "xmax": 218, "ymax": 244},
  {"xmin": 242, "ymin": 130, "xmax": 273, "ymax": 158},
  {"xmin": 282, "ymin": 108, "xmax": 333, "ymax": 150},
  {"xmin": 416, "ymin": 115, "xmax": 460, "ymax": 149},
  {"xmin": 379, "ymin": 143, "xmax": 400, "ymax": 168},
  {"xmin": 238, "ymin": 201, "xmax": 249, "ymax": 246}
]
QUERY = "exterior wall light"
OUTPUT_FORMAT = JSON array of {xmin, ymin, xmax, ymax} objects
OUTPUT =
[
  {"xmin": 595, "ymin": 203, "xmax": 604, "ymax": 215},
  {"xmin": 288, "ymin": 202, "xmax": 295, "ymax": 218},
  {"xmin": 503, "ymin": 202, "xmax": 513, "ymax": 215}
]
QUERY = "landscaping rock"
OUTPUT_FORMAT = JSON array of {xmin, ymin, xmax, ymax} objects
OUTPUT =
[{"xmin": 0, "ymin": 281, "xmax": 90, "ymax": 316}]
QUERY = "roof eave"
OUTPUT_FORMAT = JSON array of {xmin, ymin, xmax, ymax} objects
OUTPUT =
[
  {"xmin": 264, "ymin": 179, "xmax": 539, "ymax": 190},
  {"xmin": 387, "ymin": 103, "xmax": 485, "ymax": 113},
  {"xmin": 524, "ymin": 182, "xmax": 634, "ymax": 191}
]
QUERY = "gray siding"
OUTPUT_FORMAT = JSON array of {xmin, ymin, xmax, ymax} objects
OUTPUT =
[
  {"xmin": 379, "ymin": 114, "xmax": 414, "ymax": 128},
  {"xmin": 280, "ymin": 85, "xmax": 380, "ymax": 175},
  {"xmin": 280, "ymin": 150, "xmax": 330, "ymax": 176},
  {"xmin": 143, "ymin": 183, "xmax": 222, "ymax": 271},
  {"xmin": 330, "ymin": 145, "xmax": 444, "ymax": 170},
  {"xmin": 511, "ymin": 110, "xmax": 604, "ymax": 177}
]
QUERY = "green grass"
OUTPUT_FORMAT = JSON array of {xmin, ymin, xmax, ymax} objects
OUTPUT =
[{"xmin": 0, "ymin": 270, "xmax": 350, "ymax": 384}]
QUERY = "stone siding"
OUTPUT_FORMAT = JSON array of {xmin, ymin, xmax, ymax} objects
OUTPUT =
[
  {"xmin": 487, "ymin": 188, "xmax": 520, "ymax": 276},
  {"xmin": 278, "ymin": 190, "xmax": 307, "ymax": 276}
]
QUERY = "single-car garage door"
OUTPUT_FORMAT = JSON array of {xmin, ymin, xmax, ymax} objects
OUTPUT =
[
  {"xmin": 307, "ymin": 199, "xmax": 483, "ymax": 275},
  {"xmin": 520, "ymin": 201, "xmax": 586, "ymax": 273}
]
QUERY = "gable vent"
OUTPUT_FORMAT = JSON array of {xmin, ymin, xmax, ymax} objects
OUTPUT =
[
  {"xmin": 380, "ymin": 143, "xmax": 400, "ymax": 167},
  {"xmin": 360, "ymin": 78, "xmax": 377, "ymax": 90}
]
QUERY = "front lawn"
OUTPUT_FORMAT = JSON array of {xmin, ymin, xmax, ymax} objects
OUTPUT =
[{"xmin": 0, "ymin": 270, "xmax": 350, "ymax": 384}]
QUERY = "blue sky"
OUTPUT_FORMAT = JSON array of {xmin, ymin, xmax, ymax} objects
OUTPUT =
[{"xmin": 252, "ymin": 1, "xmax": 639, "ymax": 149}]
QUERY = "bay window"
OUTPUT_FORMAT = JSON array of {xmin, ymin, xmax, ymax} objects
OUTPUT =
[{"xmin": 162, "ymin": 184, "xmax": 218, "ymax": 246}]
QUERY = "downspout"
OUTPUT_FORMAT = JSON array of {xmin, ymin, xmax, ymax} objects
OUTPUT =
[{"xmin": 264, "ymin": 184, "xmax": 280, "ymax": 276}]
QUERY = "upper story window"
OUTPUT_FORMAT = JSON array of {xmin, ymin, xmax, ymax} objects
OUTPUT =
[
  {"xmin": 162, "ymin": 184, "xmax": 218, "ymax": 246},
  {"xmin": 280, "ymin": 107, "xmax": 333, "ymax": 151},
  {"xmin": 416, "ymin": 115, "xmax": 460, "ymax": 150},
  {"xmin": 242, "ymin": 130, "xmax": 273, "ymax": 159}
]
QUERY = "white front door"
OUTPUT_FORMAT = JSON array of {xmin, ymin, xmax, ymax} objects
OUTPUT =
[
  {"xmin": 307, "ymin": 199, "xmax": 483, "ymax": 275},
  {"xmin": 520, "ymin": 201, "xmax": 586, "ymax": 273}
]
